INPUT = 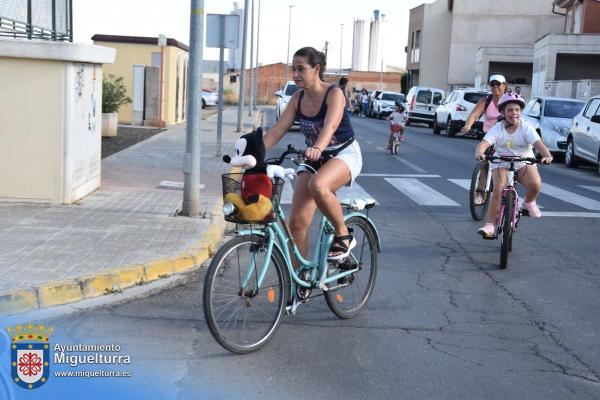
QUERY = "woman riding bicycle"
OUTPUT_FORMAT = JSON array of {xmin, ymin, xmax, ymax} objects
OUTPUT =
[
  {"xmin": 461, "ymin": 73, "xmax": 507, "ymax": 136},
  {"xmin": 474, "ymin": 92, "xmax": 553, "ymax": 239},
  {"xmin": 263, "ymin": 47, "xmax": 363, "ymax": 260}
]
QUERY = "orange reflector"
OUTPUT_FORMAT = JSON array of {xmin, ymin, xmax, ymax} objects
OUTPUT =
[
  {"xmin": 335, "ymin": 294, "xmax": 344, "ymax": 303},
  {"xmin": 267, "ymin": 287, "xmax": 275, "ymax": 303}
]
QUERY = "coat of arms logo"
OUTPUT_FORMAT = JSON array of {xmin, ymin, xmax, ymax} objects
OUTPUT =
[{"xmin": 8, "ymin": 323, "xmax": 53, "ymax": 390}]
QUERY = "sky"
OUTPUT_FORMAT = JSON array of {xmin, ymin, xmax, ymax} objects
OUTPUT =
[{"xmin": 74, "ymin": 0, "xmax": 435, "ymax": 69}]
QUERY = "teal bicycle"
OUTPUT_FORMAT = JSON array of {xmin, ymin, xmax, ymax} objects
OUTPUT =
[{"xmin": 203, "ymin": 145, "xmax": 381, "ymax": 354}]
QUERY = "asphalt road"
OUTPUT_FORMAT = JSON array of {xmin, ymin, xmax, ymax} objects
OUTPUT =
[{"xmin": 9, "ymin": 108, "xmax": 600, "ymax": 400}]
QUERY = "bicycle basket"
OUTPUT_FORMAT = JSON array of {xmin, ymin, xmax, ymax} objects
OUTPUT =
[{"xmin": 221, "ymin": 173, "xmax": 284, "ymax": 224}]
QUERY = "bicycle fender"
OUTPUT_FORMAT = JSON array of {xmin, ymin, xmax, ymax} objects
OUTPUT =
[{"xmin": 344, "ymin": 212, "xmax": 382, "ymax": 253}]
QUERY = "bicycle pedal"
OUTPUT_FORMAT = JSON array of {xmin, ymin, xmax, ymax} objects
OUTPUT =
[{"xmin": 521, "ymin": 209, "xmax": 530, "ymax": 217}]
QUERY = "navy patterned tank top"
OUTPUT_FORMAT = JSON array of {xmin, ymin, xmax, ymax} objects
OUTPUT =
[{"xmin": 296, "ymin": 85, "xmax": 355, "ymax": 148}]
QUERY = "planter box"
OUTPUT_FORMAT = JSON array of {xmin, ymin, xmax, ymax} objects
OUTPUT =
[{"xmin": 102, "ymin": 112, "xmax": 118, "ymax": 137}]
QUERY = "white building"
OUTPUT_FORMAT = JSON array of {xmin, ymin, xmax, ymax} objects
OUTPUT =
[{"xmin": 406, "ymin": 0, "xmax": 564, "ymax": 97}]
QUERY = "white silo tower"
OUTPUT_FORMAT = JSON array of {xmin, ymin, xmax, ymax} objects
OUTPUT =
[
  {"xmin": 368, "ymin": 10, "xmax": 385, "ymax": 72},
  {"xmin": 351, "ymin": 18, "xmax": 370, "ymax": 71}
]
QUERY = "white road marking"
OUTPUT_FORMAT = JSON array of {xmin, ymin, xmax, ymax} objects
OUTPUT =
[
  {"xmin": 542, "ymin": 183, "xmax": 600, "ymax": 210},
  {"xmin": 395, "ymin": 157, "xmax": 428, "ymax": 174},
  {"xmin": 385, "ymin": 178, "xmax": 459, "ymax": 206},
  {"xmin": 362, "ymin": 173, "xmax": 440, "ymax": 178},
  {"xmin": 279, "ymin": 180, "xmax": 378, "ymax": 205},
  {"xmin": 448, "ymin": 178, "xmax": 543, "ymax": 209},
  {"xmin": 542, "ymin": 211, "xmax": 600, "ymax": 218},
  {"xmin": 580, "ymin": 186, "xmax": 600, "ymax": 195},
  {"xmin": 448, "ymin": 179, "xmax": 471, "ymax": 190}
]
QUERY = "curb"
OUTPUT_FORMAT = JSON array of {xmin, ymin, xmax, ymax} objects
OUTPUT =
[
  {"xmin": 0, "ymin": 200, "xmax": 227, "ymax": 316},
  {"xmin": 0, "ymin": 110, "xmax": 263, "ymax": 317}
]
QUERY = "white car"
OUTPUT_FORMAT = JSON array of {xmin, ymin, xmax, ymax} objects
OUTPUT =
[
  {"xmin": 565, "ymin": 95, "xmax": 600, "ymax": 176},
  {"xmin": 521, "ymin": 96, "xmax": 585, "ymax": 156},
  {"xmin": 433, "ymin": 88, "xmax": 489, "ymax": 136},
  {"xmin": 371, "ymin": 91, "xmax": 405, "ymax": 119},
  {"xmin": 202, "ymin": 89, "xmax": 217, "ymax": 109},
  {"xmin": 274, "ymin": 81, "xmax": 299, "ymax": 121},
  {"xmin": 405, "ymin": 86, "xmax": 445, "ymax": 127}
]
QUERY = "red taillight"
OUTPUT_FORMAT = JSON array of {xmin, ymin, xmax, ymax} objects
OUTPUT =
[
  {"xmin": 456, "ymin": 104, "xmax": 467, "ymax": 112},
  {"xmin": 410, "ymin": 96, "xmax": 415, "ymax": 111}
]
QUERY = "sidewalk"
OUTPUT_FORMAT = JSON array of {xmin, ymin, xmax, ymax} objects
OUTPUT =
[{"xmin": 0, "ymin": 107, "xmax": 263, "ymax": 315}]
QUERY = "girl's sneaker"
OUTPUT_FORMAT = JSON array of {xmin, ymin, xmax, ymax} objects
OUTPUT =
[
  {"xmin": 524, "ymin": 201, "xmax": 542, "ymax": 218},
  {"xmin": 477, "ymin": 223, "xmax": 495, "ymax": 239}
]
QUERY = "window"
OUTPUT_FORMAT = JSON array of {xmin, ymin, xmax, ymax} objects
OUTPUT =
[
  {"xmin": 433, "ymin": 92, "xmax": 443, "ymax": 106},
  {"xmin": 381, "ymin": 93, "xmax": 404, "ymax": 103},
  {"xmin": 583, "ymin": 99, "xmax": 600, "ymax": 119},
  {"xmin": 416, "ymin": 90, "xmax": 432, "ymax": 104},
  {"xmin": 284, "ymin": 84, "xmax": 299, "ymax": 96},
  {"xmin": 529, "ymin": 100, "xmax": 542, "ymax": 117},
  {"xmin": 523, "ymin": 98, "xmax": 537, "ymax": 115},
  {"xmin": 544, "ymin": 100, "xmax": 585, "ymax": 118},
  {"xmin": 463, "ymin": 92, "xmax": 487, "ymax": 104}
]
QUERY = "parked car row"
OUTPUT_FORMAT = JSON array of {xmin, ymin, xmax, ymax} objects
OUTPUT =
[{"xmin": 565, "ymin": 95, "xmax": 600, "ymax": 176}]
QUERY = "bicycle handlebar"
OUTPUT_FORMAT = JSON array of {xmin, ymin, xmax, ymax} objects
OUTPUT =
[
  {"xmin": 266, "ymin": 144, "xmax": 329, "ymax": 166},
  {"xmin": 486, "ymin": 155, "xmax": 540, "ymax": 164}
]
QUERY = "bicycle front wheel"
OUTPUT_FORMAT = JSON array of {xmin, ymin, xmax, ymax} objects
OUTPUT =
[
  {"xmin": 469, "ymin": 161, "xmax": 492, "ymax": 221},
  {"xmin": 325, "ymin": 216, "xmax": 378, "ymax": 319},
  {"xmin": 203, "ymin": 234, "xmax": 288, "ymax": 354},
  {"xmin": 500, "ymin": 192, "xmax": 514, "ymax": 270}
]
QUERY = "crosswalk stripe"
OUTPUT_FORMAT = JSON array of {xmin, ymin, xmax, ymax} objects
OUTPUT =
[
  {"xmin": 362, "ymin": 173, "xmax": 440, "ymax": 177},
  {"xmin": 447, "ymin": 179, "xmax": 543, "ymax": 209},
  {"xmin": 542, "ymin": 211, "xmax": 600, "ymax": 218},
  {"xmin": 279, "ymin": 179, "xmax": 378, "ymax": 205},
  {"xmin": 580, "ymin": 186, "xmax": 600, "ymax": 195},
  {"xmin": 385, "ymin": 178, "xmax": 460, "ymax": 206},
  {"xmin": 542, "ymin": 183, "xmax": 600, "ymax": 210},
  {"xmin": 448, "ymin": 179, "xmax": 471, "ymax": 190}
]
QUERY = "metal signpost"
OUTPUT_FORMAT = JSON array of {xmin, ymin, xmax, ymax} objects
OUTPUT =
[
  {"xmin": 207, "ymin": 13, "xmax": 240, "ymax": 156},
  {"xmin": 181, "ymin": 0, "xmax": 204, "ymax": 216}
]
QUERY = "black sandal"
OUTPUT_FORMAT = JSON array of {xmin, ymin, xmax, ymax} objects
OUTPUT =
[{"xmin": 327, "ymin": 234, "xmax": 356, "ymax": 261}]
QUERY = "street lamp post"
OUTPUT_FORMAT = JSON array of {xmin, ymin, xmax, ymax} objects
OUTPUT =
[
  {"xmin": 339, "ymin": 23, "xmax": 344, "ymax": 76},
  {"xmin": 285, "ymin": 5, "xmax": 294, "ymax": 85},
  {"xmin": 253, "ymin": 0, "xmax": 261, "ymax": 110},
  {"xmin": 248, "ymin": 0, "xmax": 255, "ymax": 117}
]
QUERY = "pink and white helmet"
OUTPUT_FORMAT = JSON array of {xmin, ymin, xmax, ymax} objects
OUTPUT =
[{"xmin": 498, "ymin": 92, "xmax": 526, "ymax": 111}]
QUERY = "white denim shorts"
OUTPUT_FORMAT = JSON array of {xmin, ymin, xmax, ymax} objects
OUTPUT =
[{"xmin": 297, "ymin": 140, "xmax": 363, "ymax": 185}]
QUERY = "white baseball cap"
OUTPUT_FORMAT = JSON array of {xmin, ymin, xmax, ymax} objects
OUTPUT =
[{"xmin": 489, "ymin": 74, "xmax": 506, "ymax": 84}]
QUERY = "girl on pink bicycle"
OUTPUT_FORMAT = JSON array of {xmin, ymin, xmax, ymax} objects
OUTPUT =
[
  {"xmin": 386, "ymin": 102, "xmax": 408, "ymax": 150},
  {"xmin": 474, "ymin": 92, "xmax": 553, "ymax": 239}
]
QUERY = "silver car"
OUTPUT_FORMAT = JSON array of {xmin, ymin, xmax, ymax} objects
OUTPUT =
[
  {"xmin": 274, "ymin": 81, "xmax": 299, "ymax": 121},
  {"xmin": 521, "ymin": 96, "xmax": 585, "ymax": 155},
  {"xmin": 565, "ymin": 95, "xmax": 600, "ymax": 176}
]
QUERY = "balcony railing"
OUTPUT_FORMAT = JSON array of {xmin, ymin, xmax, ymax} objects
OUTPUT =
[{"xmin": 0, "ymin": 0, "xmax": 72, "ymax": 42}]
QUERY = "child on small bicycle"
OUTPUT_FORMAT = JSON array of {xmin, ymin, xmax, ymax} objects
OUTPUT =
[
  {"xmin": 386, "ymin": 102, "xmax": 407, "ymax": 150},
  {"xmin": 474, "ymin": 92, "xmax": 553, "ymax": 239}
]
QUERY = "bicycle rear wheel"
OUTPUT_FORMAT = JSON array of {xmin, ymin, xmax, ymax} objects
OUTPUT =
[
  {"xmin": 203, "ymin": 234, "xmax": 288, "ymax": 354},
  {"xmin": 325, "ymin": 216, "xmax": 378, "ymax": 319},
  {"xmin": 469, "ymin": 161, "xmax": 492, "ymax": 221},
  {"xmin": 499, "ymin": 192, "xmax": 514, "ymax": 270}
]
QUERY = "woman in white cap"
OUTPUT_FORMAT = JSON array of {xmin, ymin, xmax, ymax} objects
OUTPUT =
[{"xmin": 460, "ymin": 73, "xmax": 507, "ymax": 135}]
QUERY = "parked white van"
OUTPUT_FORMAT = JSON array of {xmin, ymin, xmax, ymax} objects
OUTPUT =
[{"xmin": 405, "ymin": 86, "xmax": 445, "ymax": 127}]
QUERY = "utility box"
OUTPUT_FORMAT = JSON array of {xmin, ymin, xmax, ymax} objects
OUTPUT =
[{"xmin": 0, "ymin": 39, "xmax": 115, "ymax": 204}]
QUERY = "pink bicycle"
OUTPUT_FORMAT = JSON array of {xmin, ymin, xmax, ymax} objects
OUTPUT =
[{"xmin": 486, "ymin": 155, "xmax": 540, "ymax": 269}]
